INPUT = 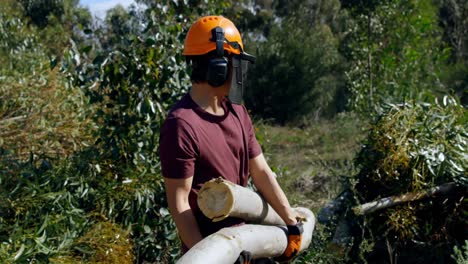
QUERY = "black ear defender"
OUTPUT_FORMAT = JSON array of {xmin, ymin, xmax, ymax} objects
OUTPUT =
[{"xmin": 207, "ymin": 27, "xmax": 228, "ymax": 87}]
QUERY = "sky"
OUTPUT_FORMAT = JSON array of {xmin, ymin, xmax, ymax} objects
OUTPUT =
[{"xmin": 79, "ymin": 0, "xmax": 136, "ymax": 19}]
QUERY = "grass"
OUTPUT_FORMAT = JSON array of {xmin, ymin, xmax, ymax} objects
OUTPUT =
[
  {"xmin": 255, "ymin": 112, "xmax": 367, "ymax": 213},
  {"xmin": 253, "ymin": 113, "xmax": 368, "ymax": 263}
]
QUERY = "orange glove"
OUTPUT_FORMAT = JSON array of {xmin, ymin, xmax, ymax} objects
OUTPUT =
[{"xmin": 275, "ymin": 220, "xmax": 304, "ymax": 263}]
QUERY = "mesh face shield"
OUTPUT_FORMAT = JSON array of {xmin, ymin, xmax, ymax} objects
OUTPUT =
[{"xmin": 228, "ymin": 52, "xmax": 255, "ymax": 104}]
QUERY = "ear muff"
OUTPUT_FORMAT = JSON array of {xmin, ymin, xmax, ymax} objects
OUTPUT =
[
  {"xmin": 207, "ymin": 57, "xmax": 228, "ymax": 87},
  {"xmin": 207, "ymin": 27, "xmax": 228, "ymax": 87}
]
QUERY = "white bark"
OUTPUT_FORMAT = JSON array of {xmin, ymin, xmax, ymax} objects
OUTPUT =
[
  {"xmin": 177, "ymin": 179, "xmax": 316, "ymax": 264},
  {"xmin": 177, "ymin": 208, "xmax": 315, "ymax": 264},
  {"xmin": 353, "ymin": 182, "xmax": 457, "ymax": 215},
  {"xmin": 197, "ymin": 178, "xmax": 285, "ymax": 225}
]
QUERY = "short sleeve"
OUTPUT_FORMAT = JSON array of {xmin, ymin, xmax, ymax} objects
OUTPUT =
[
  {"xmin": 159, "ymin": 117, "xmax": 198, "ymax": 179},
  {"xmin": 241, "ymin": 105, "xmax": 262, "ymax": 159}
]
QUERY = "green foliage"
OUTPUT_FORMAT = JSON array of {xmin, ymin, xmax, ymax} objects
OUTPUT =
[
  {"xmin": 452, "ymin": 240, "xmax": 468, "ymax": 264},
  {"xmin": 0, "ymin": 150, "xmax": 178, "ymax": 262},
  {"xmin": 295, "ymin": 224, "xmax": 349, "ymax": 263},
  {"xmin": 253, "ymin": 113, "xmax": 365, "ymax": 263},
  {"xmin": 61, "ymin": 7, "xmax": 193, "ymax": 172},
  {"xmin": 1, "ymin": 1, "xmax": 190, "ymax": 262},
  {"xmin": 0, "ymin": 155, "xmax": 91, "ymax": 263},
  {"xmin": 256, "ymin": 113, "xmax": 364, "ymax": 209},
  {"xmin": 439, "ymin": 61, "xmax": 468, "ymax": 106},
  {"xmin": 0, "ymin": 3, "xmax": 45, "ymax": 75},
  {"xmin": 349, "ymin": 97, "xmax": 467, "ymax": 262},
  {"xmin": 345, "ymin": 0, "xmax": 450, "ymax": 116},
  {"xmin": 3, "ymin": 0, "xmax": 468, "ymax": 262},
  {"xmin": 19, "ymin": 0, "xmax": 65, "ymax": 28},
  {"xmin": 438, "ymin": 0, "xmax": 468, "ymax": 63},
  {"xmin": 356, "ymin": 97, "xmax": 467, "ymax": 193},
  {"xmin": 103, "ymin": 5, "xmax": 132, "ymax": 48},
  {"xmin": 0, "ymin": 2, "xmax": 94, "ymax": 159},
  {"xmin": 245, "ymin": 0, "xmax": 347, "ymax": 124},
  {"xmin": 1, "ymin": 17, "xmax": 86, "ymax": 164},
  {"xmin": 57, "ymin": 1, "xmax": 231, "ymax": 262},
  {"xmin": 17, "ymin": 0, "xmax": 92, "ymax": 56},
  {"xmin": 74, "ymin": 221, "xmax": 134, "ymax": 263}
]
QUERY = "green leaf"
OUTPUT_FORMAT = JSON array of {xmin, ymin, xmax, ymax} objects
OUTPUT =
[
  {"xmin": 159, "ymin": 207, "xmax": 169, "ymax": 217},
  {"xmin": 50, "ymin": 57, "xmax": 58, "ymax": 70},
  {"xmin": 81, "ymin": 45, "xmax": 92, "ymax": 53},
  {"xmin": 37, "ymin": 230, "xmax": 47, "ymax": 243},
  {"xmin": 145, "ymin": 37, "xmax": 156, "ymax": 46},
  {"xmin": 36, "ymin": 214, "xmax": 49, "ymax": 235},
  {"xmin": 74, "ymin": 246, "xmax": 95, "ymax": 255},
  {"xmin": 14, "ymin": 244, "xmax": 25, "ymax": 261}
]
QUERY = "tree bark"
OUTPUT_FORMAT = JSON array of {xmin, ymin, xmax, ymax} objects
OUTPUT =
[
  {"xmin": 353, "ymin": 182, "xmax": 458, "ymax": 215},
  {"xmin": 177, "ymin": 208, "xmax": 315, "ymax": 264},
  {"xmin": 197, "ymin": 178, "xmax": 285, "ymax": 225},
  {"xmin": 176, "ymin": 179, "xmax": 316, "ymax": 264}
]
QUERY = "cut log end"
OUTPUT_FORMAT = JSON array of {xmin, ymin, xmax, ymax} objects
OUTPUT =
[{"xmin": 198, "ymin": 179, "xmax": 234, "ymax": 222}]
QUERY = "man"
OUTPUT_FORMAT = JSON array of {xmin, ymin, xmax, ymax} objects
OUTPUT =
[{"xmin": 159, "ymin": 15, "xmax": 303, "ymax": 263}]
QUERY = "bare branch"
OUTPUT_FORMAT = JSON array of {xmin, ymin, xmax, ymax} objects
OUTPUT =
[
  {"xmin": 0, "ymin": 115, "xmax": 27, "ymax": 125},
  {"xmin": 353, "ymin": 182, "xmax": 458, "ymax": 215}
]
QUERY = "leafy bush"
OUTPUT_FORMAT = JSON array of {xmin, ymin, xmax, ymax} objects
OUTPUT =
[
  {"xmin": 452, "ymin": 240, "xmax": 468, "ymax": 264},
  {"xmin": 345, "ymin": 0, "xmax": 450, "ymax": 116},
  {"xmin": 245, "ymin": 0, "xmax": 346, "ymax": 124},
  {"xmin": 0, "ymin": 2, "xmax": 45, "ymax": 76},
  {"xmin": 0, "ymin": 151, "xmax": 177, "ymax": 263},
  {"xmin": 348, "ymin": 97, "xmax": 467, "ymax": 262},
  {"xmin": 356, "ymin": 97, "xmax": 467, "ymax": 193},
  {"xmin": 55, "ymin": 2, "xmax": 231, "ymax": 262},
  {"xmin": 1, "ymin": 1, "xmax": 185, "ymax": 262}
]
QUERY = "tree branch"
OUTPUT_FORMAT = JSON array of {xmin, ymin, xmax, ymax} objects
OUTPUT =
[{"xmin": 353, "ymin": 182, "xmax": 458, "ymax": 215}]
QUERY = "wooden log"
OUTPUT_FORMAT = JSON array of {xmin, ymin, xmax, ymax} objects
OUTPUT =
[
  {"xmin": 177, "ymin": 179, "xmax": 316, "ymax": 263},
  {"xmin": 177, "ymin": 207, "xmax": 315, "ymax": 264},
  {"xmin": 353, "ymin": 182, "xmax": 458, "ymax": 215},
  {"xmin": 197, "ymin": 178, "xmax": 285, "ymax": 225}
]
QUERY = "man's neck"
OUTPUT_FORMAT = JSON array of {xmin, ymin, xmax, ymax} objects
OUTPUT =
[{"xmin": 190, "ymin": 82, "xmax": 228, "ymax": 116}]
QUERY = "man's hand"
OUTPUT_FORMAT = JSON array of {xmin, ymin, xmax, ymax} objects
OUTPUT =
[
  {"xmin": 275, "ymin": 220, "xmax": 304, "ymax": 263},
  {"xmin": 234, "ymin": 250, "xmax": 252, "ymax": 264}
]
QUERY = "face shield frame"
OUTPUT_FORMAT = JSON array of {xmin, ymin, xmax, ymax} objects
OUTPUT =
[{"xmin": 228, "ymin": 51, "xmax": 255, "ymax": 104}]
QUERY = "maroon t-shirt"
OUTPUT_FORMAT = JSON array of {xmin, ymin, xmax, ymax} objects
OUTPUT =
[{"xmin": 159, "ymin": 93, "xmax": 262, "ymax": 238}]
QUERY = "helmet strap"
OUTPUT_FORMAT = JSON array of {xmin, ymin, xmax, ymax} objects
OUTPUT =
[
  {"xmin": 206, "ymin": 27, "xmax": 228, "ymax": 87},
  {"xmin": 211, "ymin": 27, "xmax": 225, "ymax": 57}
]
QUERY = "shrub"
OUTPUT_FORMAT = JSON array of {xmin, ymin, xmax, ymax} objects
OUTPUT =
[
  {"xmin": 244, "ymin": 0, "xmax": 346, "ymax": 124},
  {"xmin": 348, "ymin": 97, "xmax": 467, "ymax": 262},
  {"xmin": 345, "ymin": 0, "xmax": 450, "ymax": 116}
]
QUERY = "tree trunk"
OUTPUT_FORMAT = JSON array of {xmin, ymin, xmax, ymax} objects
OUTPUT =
[
  {"xmin": 177, "ymin": 179, "xmax": 316, "ymax": 264},
  {"xmin": 197, "ymin": 178, "xmax": 285, "ymax": 225},
  {"xmin": 177, "ymin": 208, "xmax": 315, "ymax": 264}
]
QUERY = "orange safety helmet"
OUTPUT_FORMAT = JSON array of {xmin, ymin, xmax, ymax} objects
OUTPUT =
[{"xmin": 183, "ymin": 15, "xmax": 244, "ymax": 56}]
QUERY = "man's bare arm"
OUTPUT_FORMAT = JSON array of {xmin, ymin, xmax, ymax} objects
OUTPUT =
[
  {"xmin": 249, "ymin": 153, "xmax": 297, "ymax": 225},
  {"xmin": 164, "ymin": 177, "xmax": 203, "ymax": 249}
]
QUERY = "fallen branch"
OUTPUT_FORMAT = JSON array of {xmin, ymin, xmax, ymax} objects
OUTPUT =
[
  {"xmin": 0, "ymin": 115, "xmax": 27, "ymax": 126},
  {"xmin": 353, "ymin": 182, "xmax": 458, "ymax": 215}
]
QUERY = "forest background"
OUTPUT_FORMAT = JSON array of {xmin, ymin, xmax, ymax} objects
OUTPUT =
[{"xmin": 0, "ymin": 0, "xmax": 467, "ymax": 263}]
